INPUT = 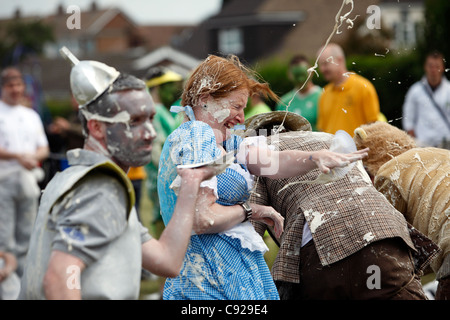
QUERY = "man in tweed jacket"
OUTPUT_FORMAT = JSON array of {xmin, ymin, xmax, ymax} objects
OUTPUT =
[{"xmin": 247, "ymin": 112, "xmax": 439, "ymax": 300}]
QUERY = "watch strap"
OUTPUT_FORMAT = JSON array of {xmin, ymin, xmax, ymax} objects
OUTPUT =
[{"xmin": 238, "ymin": 201, "xmax": 252, "ymax": 222}]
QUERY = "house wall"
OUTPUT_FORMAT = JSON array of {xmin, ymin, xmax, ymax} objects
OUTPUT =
[{"xmin": 95, "ymin": 14, "xmax": 134, "ymax": 53}]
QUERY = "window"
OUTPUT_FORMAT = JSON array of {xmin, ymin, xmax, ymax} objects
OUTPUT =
[{"xmin": 218, "ymin": 28, "xmax": 243, "ymax": 55}]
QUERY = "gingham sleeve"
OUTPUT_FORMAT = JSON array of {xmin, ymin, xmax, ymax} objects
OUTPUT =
[
  {"xmin": 168, "ymin": 121, "xmax": 222, "ymax": 196},
  {"xmin": 168, "ymin": 121, "xmax": 223, "ymax": 165}
]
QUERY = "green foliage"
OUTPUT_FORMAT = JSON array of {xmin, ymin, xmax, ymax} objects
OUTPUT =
[
  {"xmin": 253, "ymin": 57, "xmax": 291, "ymax": 107},
  {"xmin": 45, "ymin": 98, "xmax": 73, "ymax": 118},
  {"xmin": 0, "ymin": 19, "xmax": 54, "ymax": 66},
  {"xmin": 419, "ymin": 0, "xmax": 450, "ymax": 62},
  {"xmin": 341, "ymin": 18, "xmax": 393, "ymax": 56},
  {"xmin": 346, "ymin": 52, "xmax": 423, "ymax": 128}
]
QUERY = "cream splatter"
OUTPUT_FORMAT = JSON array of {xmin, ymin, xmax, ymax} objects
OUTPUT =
[
  {"xmin": 363, "ymin": 232, "xmax": 375, "ymax": 243},
  {"xmin": 390, "ymin": 168, "xmax": 401, "ymax": 181},
  {"xmin": 304, "ymin": 209, "xmax": 327, "ymax": 233},
  {"xmin": 80, "ymin": 109, "xmax": 131, "ymax": 123}
]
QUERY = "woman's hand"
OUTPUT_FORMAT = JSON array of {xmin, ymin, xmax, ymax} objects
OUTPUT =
[
  {"xmin": 311, "ymin": 148, "xmax": 369, "ymax": 174},
  {"xmin": 249, "ymin": 203, "xmax": 284, "ymax": 238}
]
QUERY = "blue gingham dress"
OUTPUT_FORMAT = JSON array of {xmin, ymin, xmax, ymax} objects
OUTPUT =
[{"xmin": 157, "ymin": 120, "xmax": 279, "ymax": 300}]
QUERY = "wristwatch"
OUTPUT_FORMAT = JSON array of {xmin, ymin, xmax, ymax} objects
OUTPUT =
[{"xmin": 238, "ymin": 201, "xmax": 252, "ymax": 222}]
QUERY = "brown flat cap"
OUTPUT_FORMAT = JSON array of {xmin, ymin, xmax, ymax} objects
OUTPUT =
[{"xmin": 244, "ymin": 111, "xmax": 312, "ymax": 136}]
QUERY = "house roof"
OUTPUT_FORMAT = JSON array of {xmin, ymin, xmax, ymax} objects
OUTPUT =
[
  {"xmin": 132, "ymin": 46, "xmax": 201, "ymax": 78},
  {"xmin": 137, "ymin": 25, "xmax": 194, "ymax": 51},
  {"xmin": 1, "ymin": 5, "xmax": 194, "ymax": 98},
  {"xmin": 269, "ymin": 0, "xmax": 382, "ymax": 59},
  {"xmin": 3, "ymin": 6, "xmax": 138, "ymax": 40},
  {"xmin": 175, "ymin": 0, "xmax": 388, "ymax": 61},
  {"xmin": 207, "ymin": 0, "xmax": 304, "ymax": 28}
]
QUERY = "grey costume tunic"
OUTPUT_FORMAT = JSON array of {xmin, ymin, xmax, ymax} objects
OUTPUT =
[{"xmin": 19, "ymin": 149, "xmax": 152, "ymax": 300}]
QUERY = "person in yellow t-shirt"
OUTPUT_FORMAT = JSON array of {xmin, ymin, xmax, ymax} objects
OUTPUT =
[
  {"xmin": 317, "ymin": 43, "xmax": 380, "ymax": 135},
  {"xmin": 127, "ymin": 166, "xmax": 147, "ymax": 219}
]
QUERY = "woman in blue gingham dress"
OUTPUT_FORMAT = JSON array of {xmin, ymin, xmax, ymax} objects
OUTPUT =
[{"xmin": 158, "ymin": 120, "xmax": 279, "ymax": 300}]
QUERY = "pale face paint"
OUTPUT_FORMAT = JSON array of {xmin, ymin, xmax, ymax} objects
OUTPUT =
[
  {"xmin": 196, "ymin": 88, "xmax": 248, "ymax": 143},
  {"xmin": 100, "ymin": 89, "xmax": 157, "ymax": 169}
]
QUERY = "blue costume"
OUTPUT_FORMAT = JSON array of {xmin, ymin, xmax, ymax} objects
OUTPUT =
[{"xmin": 157, "ymin": 120, "xmax": 279, "ymax": 300}]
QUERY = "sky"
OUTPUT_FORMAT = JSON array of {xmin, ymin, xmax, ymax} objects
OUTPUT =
[{"xmin": 0, "ymin": 0, "xmax": 223, "ymax": 25}]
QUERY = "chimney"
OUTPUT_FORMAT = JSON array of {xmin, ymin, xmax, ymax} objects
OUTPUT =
[
  {"xmin": 14, "ymin": 8, "xmax": 21, "ymax": 19},
  {"xmin": 57, "ymin": 4, "xmax": 64, "ymax": 15}
]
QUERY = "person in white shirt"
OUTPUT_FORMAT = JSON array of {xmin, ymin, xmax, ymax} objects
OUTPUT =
[
  {"xmin": 0, "ymin": 67, "xmax": 49, "ymax": 277},
  {"xmin": 402, "ymin": 51, "xmax": 450, "ymax": 148}
]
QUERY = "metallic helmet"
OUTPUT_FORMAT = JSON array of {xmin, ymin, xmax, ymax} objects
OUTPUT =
[{"xmin": 59, "ymin": 46, "xmax": 120, "ymax": 108}]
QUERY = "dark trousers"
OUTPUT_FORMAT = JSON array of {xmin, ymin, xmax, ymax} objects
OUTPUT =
[
  {"xmin": 436, "ymin": 277, "xmax": 450, "ymax": 300},
  {"xmin": 276, "ymin": 238, "xmax": 427, "ymax": 300}
]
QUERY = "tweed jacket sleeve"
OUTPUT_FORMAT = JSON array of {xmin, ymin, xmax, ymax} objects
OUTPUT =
[{"xmin": 251, "ymin": 131, "xmax": 419, "ymax": 284}]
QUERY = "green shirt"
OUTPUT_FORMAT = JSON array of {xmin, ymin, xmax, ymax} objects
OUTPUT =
[
  {"xmin": 245, "ymin": 102, "xmax": 272, "ymax": 119},
  {"xmin": 275, "ymin": 85, "xmax": 321, "ymax": 131}
]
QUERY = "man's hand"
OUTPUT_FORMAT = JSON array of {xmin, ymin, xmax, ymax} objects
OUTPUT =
[{"xmin": 16, "ymin": 154, "xmax": 39, "ymax": 170}]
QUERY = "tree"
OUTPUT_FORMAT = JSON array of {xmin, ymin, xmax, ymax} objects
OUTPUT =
[
  {"xmin": 418, "ymin": 0, "xmax": 450, "ymax": 62},
  {"xmin": 0, "ymin": 19, "xmax": 54, "ymax": 66},
  {"xmin": 340, "ymin": 18, "xmax": 393, "ymax": 56}
]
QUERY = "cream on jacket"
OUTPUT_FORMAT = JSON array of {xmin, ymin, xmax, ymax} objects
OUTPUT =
[{"xmin": 374, "ymin": 147, "xmax": 450, "ymax": 278}]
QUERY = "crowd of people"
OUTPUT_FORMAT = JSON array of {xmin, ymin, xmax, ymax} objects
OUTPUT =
[{"xmin": 0, "ymin": 41, "xmax": 449, "ymax": 300}]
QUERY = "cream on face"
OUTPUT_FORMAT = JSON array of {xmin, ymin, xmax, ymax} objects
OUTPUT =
[
  {"xmin": 96, "ymin": 89, "xmax": 157, "ymax": 168},
  {"xmin": 199, "ymin": 89, "xmax": 248, "ymax": 142}
]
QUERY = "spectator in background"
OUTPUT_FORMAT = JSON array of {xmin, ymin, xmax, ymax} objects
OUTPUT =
[
  {"xmin": 402, "ymin": 50, "xmax": 450, "ymax": 148},
  {"xmin": 127, "ymin": 166, "xmax": 146, "ymax": 219},
  {"xmin": 46, "ymin": 96, "xmax": 84, "ymax": 155},
  {"xmin": 275, "ymin": 54, "xmax": 321, "ymax": 131},
  {"xmin": 0, "ymin": 67, "xmax": 49, "ymax": 277},
  {"xmin": 317, "ymin": 43, "xmax": 380, "ymax": 135},
  {"xmin": 144, "ymin": 67, "xmax": 183, "ymax": 237},
  {"xmin": 44, "ymin": 96, "xmax": 85, "ymax": 187}
]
